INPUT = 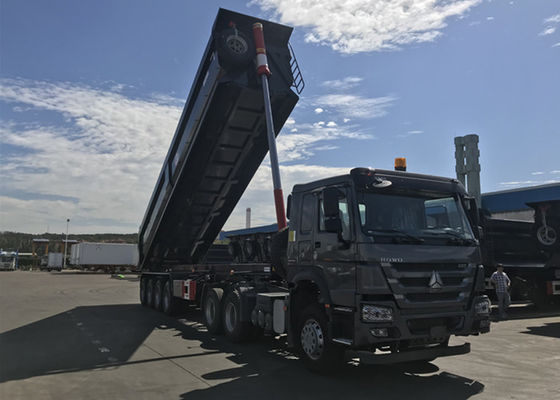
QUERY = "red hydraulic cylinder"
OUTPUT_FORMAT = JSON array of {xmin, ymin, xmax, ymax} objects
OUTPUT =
[{"xmin": 253, "ymin": 22, "xmax": 287, "ymax": 230}]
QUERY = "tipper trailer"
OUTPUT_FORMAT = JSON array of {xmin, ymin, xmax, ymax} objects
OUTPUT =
[{"xmin": 138, "ymin": 8, "xmax": 490, "ymax": 371}]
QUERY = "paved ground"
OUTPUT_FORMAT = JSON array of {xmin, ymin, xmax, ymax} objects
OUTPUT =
[{"xmin": 1, "ymin": 271, "xmax": 559, "ymax": 400}]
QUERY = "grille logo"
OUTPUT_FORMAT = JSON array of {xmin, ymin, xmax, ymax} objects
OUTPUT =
[{"xmin": 429, "ymin": 270, "xmax": 443, "ymax": 289}]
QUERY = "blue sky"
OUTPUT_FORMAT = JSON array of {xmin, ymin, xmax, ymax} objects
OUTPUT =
[{"xmin": 1, "ymin": 0, "xmax": 559, "ymax": 234}]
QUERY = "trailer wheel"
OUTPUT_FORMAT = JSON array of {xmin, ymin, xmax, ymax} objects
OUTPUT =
[
  {"xmin": 222, "ymin": 290, "xmax": 253, "ymax": 342},
  {"xmin": 297, "ymin": 304, "xmax": 344, "ymax": 372},
  {"xmin": 215, "ymin": 28, "xmax": 254, "ymax": 70},
  {"xmin": 154, "ymin": 280, "xmax": 163, "ymax": 311},
  {"xmin": 535, "ymin": 224, "xmax": 558, "ymax": 248},
  {"xmin": 140, "ymin": 277, "xmax": 148, "ymax": 306},
  {"xmin": 162, "ymin": 280, "xmax": 178, "ymax": 315},
  {"xmin": 203, "ymin": 287, "xmax": 224, "ymax": 334},
  {"xmin": 146, "ymin": 278, "xmax": 155, "ymax": 308}
]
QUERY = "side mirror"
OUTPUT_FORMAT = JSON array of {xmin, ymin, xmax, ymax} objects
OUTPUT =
[
  {"xmin": 323, "ymin": 187, "xmax": 342, "ymax": 233},
  {"xmin": 286, "ymin": 194, "xmax": 292, "ymax": 220},
  {"xmin": 478, "ymin": 226, "xmax": 484, "ymax": 240}
]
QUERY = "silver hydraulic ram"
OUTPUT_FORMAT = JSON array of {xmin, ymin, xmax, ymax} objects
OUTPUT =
[{"xmin": 253, "ymin": 22, "xmax": 287, "ymax": 230}]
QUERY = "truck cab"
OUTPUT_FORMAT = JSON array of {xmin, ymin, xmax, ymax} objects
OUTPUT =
[{"xmin": 285, "ymin": 167, "xmax": 490, "ymax": 368}]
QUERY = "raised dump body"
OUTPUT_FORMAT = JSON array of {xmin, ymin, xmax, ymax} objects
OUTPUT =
[{"xmin": 138, "ymin": 9, "xmax": 299, "ymax": 271}]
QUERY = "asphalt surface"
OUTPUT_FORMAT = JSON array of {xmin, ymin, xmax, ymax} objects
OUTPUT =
[{"xmin": 1, "ymin": 270, "xmax": 559, "ymax": 400}]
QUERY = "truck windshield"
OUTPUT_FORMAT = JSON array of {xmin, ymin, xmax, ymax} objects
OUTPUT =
[{"xmin": 356, "ymin": 191, "xmax": 475, "ymax": 245}]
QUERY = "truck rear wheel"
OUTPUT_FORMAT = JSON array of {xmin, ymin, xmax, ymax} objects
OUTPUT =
[
  {"xmin": 154, "ymin": 280, "xmax": 163, "ymax": 311},
  {"xmin": 297, "ymin": 304, "xmax": 344, "ymax": 372},
  {"xmin": 140, "ymin": 277, "xmax": 148, "ymax": 306},
  {"xmin": 223, "ymin": 290, "xmax": 253, "ymax": 342},
  {"xmin": 203, "ymin": 287, "xmax": 223, "ymax": 334},
  {"xmin": 146, "ymin": 278, "xmax": 155, "ymax": 308},
  {"xmin": 162, "ymin": 280, "xmax": 178, "ymax": 315}
]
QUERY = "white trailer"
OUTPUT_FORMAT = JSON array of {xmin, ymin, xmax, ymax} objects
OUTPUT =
[
  {"xmin": 70, "ymin": 243, "xmax": 138, "ymax": 272},
  {"xmin": 46, "ymin": 253, "xmax": 63, "ymax": 271}
]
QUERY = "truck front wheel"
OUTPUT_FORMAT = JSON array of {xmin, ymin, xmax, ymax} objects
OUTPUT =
[
  {"xmin": 297, "ymin": 304, "xmax": 345, "ymax": 372},
  {"xmin": 203, "ymin": 287, "xmax": 224, "ymax": 334}
]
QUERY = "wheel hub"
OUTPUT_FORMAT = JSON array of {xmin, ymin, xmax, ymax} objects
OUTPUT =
[
  {"xmin": 226, "ymin": 35, "xmax": 247, "ymax": 54},
  {"xmin": 301, "ymin": 319, "xmax": 324, "ymax": 360}
]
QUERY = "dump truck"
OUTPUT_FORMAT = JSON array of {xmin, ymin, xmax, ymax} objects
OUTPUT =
[{"xmin": 137, "ymin": 8, "xmax": 490, "ymax": 371}]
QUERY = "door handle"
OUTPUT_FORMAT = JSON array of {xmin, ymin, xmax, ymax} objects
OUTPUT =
[{"xmin": 315, "ymin": 242, "xmax": 321, "ymax": 248}]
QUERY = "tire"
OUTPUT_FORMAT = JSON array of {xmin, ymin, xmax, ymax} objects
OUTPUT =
[
  {"xmin": 215, "ymin": 28, "xmax": 254, "ymax": 70},
  {"xmin": 297, "ymin": 304, "xmax": 345, "ymax": 372},
  {"xmin": 154, "ymin": 280, "xmax": 163, "ymax": 311},
  {"xmin": 146, "ymin": 278, "xmax": 155, "ymax": 308},
  {"xmin": 162, "ymin": 280, "xmax": 178, "ymax": 315},
  {"xmin": 534, "ymin": 224, "xmax": 558, "ymax": 249},
  {"xmin": 203, "ymin": 287, "xmax": 224, "ymax": 334},
  {"xmin": 140, "ymin": 277, "xmax": 148, "ymax": 306},
  {"xmin": 222, "ymin": 290, "xmax": 253, "ymax": 342}
]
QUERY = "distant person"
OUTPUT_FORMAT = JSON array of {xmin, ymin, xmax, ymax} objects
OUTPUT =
[{"xmin": 490, "ymin": 264, "xmax": 511, "ymax": 319}]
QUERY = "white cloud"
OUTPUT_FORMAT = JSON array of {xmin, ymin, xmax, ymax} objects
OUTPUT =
[
  {"xmin": 499, "ymin": 179, "xmax": 560, "ymax": 188},
  {"xmin": 315, "ymin": 94, "xmax": 396, "ymax": 119},
  {"xmin": 343, "ymin": 118, "xmax": 351, "ymax": 123},
  {"xmin": 0, "ymin": 78, "xmax": 181, "ymax": 233},
  {"xmin": 254, "ymin": 0, "xmax": 481, "ymax": 54},
  {"xmin": 321, "ymin": 76, "xmax": 363, "ymax": 90},
  {"xmin": 0, "ymin": 78, "xmax": 373, "ymax": 233},
  {"xmin": 551, "ymin": 170, "xmax": 560, "ymax": 174},
  {"xmin": 531, "ymin": 171, "xmax": 544, "ymax": 175},
  {"xmin": 553, "ymin": 42, "xmax": 560, "ymax": 48},
  {"xmin": 486, "ymin": 16, "xmax": 494, "ymax": 21},
  {"xmin": 314, "ymin": 107, "xmax": 324, "ymax": 114},
  {"xmin": 545, "ymin": 14, "xmax": 560, "ymax": 24},
  {"xmin": 539, "ymin": 27, "xmax": 556, "ymax": 36},
  {"xmin": 397, "ymin": 129, "xmax": 424, "ymax": 138}
]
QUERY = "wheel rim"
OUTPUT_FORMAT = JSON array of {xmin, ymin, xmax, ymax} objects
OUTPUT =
[
  {"xmin": 224, "ymin": 302, "xmax": 237, "ymax": 333},
  {"xmin": 226, "ymin": 35, "xmax": 247, "ymax": 54},
  {"xmin": 301, "ymin": 318, "xmax": 324, "ymax": 361},
  {"xmin": 537, "ymin": 226, "xmax": 557, "ymax": 246},
  {"xmin": 205, "ymin": 297, "xmax": 216, "ymax": 325}
]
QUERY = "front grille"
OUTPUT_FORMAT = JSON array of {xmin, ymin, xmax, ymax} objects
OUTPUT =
[{"xmin": 383, "ymin": 262, "xmax": 475, "ymax": 309}]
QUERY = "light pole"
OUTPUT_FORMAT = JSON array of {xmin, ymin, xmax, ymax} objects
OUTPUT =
[{"xmin": 63, "ymin": 218, "xmax": 70, "ymax": 270}]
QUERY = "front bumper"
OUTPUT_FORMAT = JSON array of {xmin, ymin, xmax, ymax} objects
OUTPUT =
[
  {"xmin": 343, "ymin": 295, "xmax": 490, "ymax": 348},
  {"xmin": 348, "ymin": 342, "xmax": 470, "ymax": 364}
]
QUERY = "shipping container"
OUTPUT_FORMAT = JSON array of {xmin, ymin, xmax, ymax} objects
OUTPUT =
[{"xmin": 70, "ymin": 243, "xmax": 138, "ymax": 267}]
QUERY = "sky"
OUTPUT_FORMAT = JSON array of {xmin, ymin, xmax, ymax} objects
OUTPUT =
[{"xmin": 1, "ymin": 0, "xmax": 559, "ymax": 235}]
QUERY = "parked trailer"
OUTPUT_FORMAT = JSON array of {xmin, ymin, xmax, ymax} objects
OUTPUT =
[
  {"xmin": 71, "ymin": 242, "xmax": 139, "ymax": 272},
  {"xmin": 480, "ymin": 187, "xmax": 560, "ymax": 305},
  {"xmin": 138, "ymin": 9, "xmax": 490, "ymax": 372}
]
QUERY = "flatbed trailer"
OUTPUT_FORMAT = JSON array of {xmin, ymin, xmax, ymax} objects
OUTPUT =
[{"xmin": 138, "ymin": 9, "xmax": 490, "ymax": 371}]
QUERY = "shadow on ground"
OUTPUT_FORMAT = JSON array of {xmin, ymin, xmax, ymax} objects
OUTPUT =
[
  {"xmin": 0, "ymin": 304, "xmax": 487, "ymax": 399},
  {"xmin": 521, "ymin": 321, "xmax": 560, "ymax": 338}
]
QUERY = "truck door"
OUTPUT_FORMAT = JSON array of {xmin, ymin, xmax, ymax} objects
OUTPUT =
[{"xmin": 314, "ymin": 187, "xmax": 356, "ymax": 306}]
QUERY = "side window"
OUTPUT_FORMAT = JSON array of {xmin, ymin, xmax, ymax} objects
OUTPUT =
[
  {"xmin": 300, "ymin": 193, "xmax": 314, "ymax": 233},
  {"xmin": 319, "ymin": 190, "xmax": 351, "ymax": 241}
]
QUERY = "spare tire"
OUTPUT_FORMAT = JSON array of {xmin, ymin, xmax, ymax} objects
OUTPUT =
[{"xmin": 215, "ymin": 28, "xmax": 254, "ymax": 71}]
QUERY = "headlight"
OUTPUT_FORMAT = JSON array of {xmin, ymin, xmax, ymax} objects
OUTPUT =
[
  {"xmin": 362, "ymin": 305, "xmax": 393, "ymax": 322},
  {"xmin": 475, "ymin": 298, "xmax": 491, "ymax": 315}
]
